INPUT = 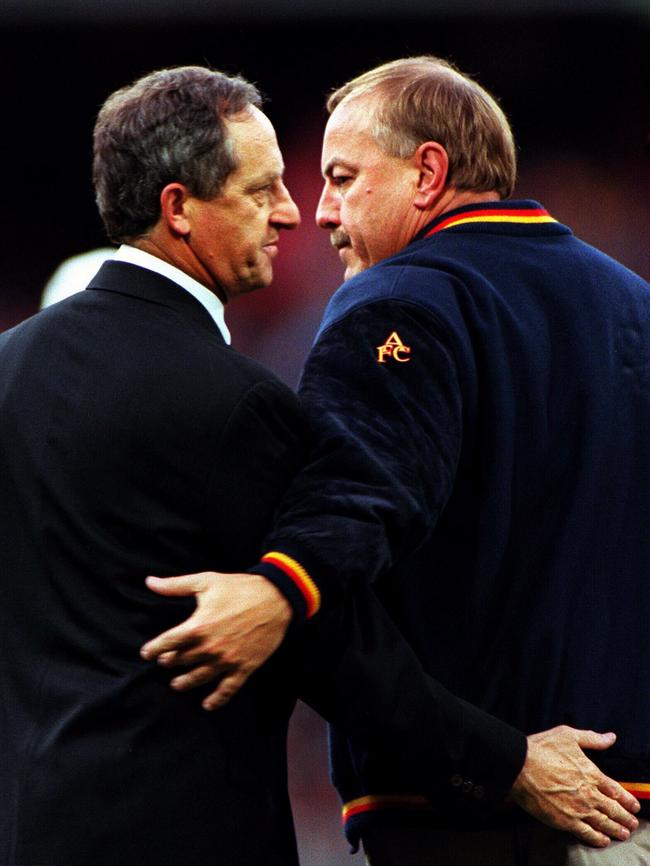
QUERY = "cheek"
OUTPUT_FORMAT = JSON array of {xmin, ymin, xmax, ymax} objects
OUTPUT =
[
  {"xmin": 346, "ymin": 189, "xmax": 376, "ymax": 225},
  {"xmin": 349, "ymin": 217, "xmax": 375, "ymax": 253},
  {"xmin": 235, "ymin": 224, "xmax": 263, "ymax": 260}
]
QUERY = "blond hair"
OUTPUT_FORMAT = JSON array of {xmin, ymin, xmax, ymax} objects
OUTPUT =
[{"xmin": 327, "ymin": 56, "xmax": 516, "ymax": 199}]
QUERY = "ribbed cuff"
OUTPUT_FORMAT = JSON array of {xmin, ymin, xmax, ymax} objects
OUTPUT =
[{"xmin": 249, "ymin": 548, "xmax": 321, "ymax": 626}]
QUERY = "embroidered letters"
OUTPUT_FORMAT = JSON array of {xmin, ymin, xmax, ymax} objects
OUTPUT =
[{"xmin": 377, "ymin": 331, "xmax": 411, "ymax": 363}]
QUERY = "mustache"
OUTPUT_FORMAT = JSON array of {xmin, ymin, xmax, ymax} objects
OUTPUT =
[{"xmin": 330, "ymin": 229, "xmax": 351, "ymax": 249}]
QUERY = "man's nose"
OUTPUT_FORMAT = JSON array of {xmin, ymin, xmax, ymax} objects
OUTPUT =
[
  {"xmin": 274, "ymin": 182, "xmax": 301, "ymax": 230},
  {"xmin": 316, "ymin": 185, "xmax": 340, "ymax": 230}
]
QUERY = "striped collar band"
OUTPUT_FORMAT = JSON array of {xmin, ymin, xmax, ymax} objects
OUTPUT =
[{"xmin": 419, "ymin": 200, "xmax": 557, "ymax": 240}]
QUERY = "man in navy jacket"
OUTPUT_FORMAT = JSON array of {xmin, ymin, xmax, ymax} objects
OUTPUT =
[
  {"xmin": 3, "ymin": 63, "xmax": 619, "ymax": 866},
  {"xmin": 143, "ymin": 59, "xmax": 649, "ymax": 863}
]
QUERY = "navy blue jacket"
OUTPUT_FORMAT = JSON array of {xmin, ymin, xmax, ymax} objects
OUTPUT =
[{"xmin": 251, "ymin": 200, "xmax": 650, "ymax": 843}]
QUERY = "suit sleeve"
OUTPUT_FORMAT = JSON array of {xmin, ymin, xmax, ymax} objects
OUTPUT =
[
  {"xmin": 203, "ymin": 377, "xmax": 311, "ymax": 569},
  {"xmin": 248, "ymin": 299, "xmax": 527, "ymax": 805},
  {"xmin": 293, "ymin": 582, "xmax": 526, "ymax": 812}
]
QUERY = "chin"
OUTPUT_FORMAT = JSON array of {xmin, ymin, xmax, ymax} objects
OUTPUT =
[
  {"xmin": 231, "ymin": 267, "xmax": 274, "ymax": 297},
  {"xmin": 344, "ymin": 261, "xmax": 368, "ymax": 281}
]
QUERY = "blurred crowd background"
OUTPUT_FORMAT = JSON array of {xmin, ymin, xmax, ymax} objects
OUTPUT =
[{"xmin": 1, "ymin": 1, "xmax": 648, "ymax": 863}]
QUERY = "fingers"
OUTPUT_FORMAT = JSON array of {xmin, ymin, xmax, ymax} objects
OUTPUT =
[
  {"xmin": 565, "ymin": 774, "xmax": 639, "ymax": 844},
  {"xmin": 513, "ymin": 727, "xmax": 641, "ymax": 848},
  {"xmin": 145, "ymin": 573, "xmax": 211, "ymax": 597},
  {"xmin": 140, "ymin": 571, "xmax": 292, "ymax": 708},
  {"xmin": 550, "ymin": 806, "xmax": 627, "ymax": 849},
  {"xmin": 155, "ymin": 646, "xmax": 214, "ymax": 668},
  {"xmin": 559, "ymin": 806, "xmax": 627, "ymax": 849},
  {"xmin": 596, "ymin": 780, "xmax": 641, "ymax": 830},
  {"xmin": 600, "ymin": 807, "xmax": 639, "ymax": 836},
  {"xmin": 599, "ymin": 778, "xmax": 641, "ymax": 817},
  {"xmin": 588, "ymin": 808, "xmax": 632, "ymax": 842},
  {"xmin": 141, "ymin": 573, "xmax": 212, "ymax": 659},
  {"xmin": 170, "ymin": 663, "xmax": 228, "ymax": 692},
  {"xmin": 140, "ymin": 624, "xmax": 197, "ymax": 660},
  {"xmin": 571, "ymin": 822, "xmax": 611, "ymax": 849},
  {"xmin": 544, "ymin": 808, "xmax": 627, "ymax": 848},
  {"xmin": 202, "ymin": 671, "xmax": 251, "ymax": 712},
  {"xmin": 572, "ymin": 728, "xmax": 617, "ymax": 751},
  {"xmin": 580, "ymin": 797, "xmax": 637, "ymax": 844},
  {"xmin": 561, "ymin": 727, "xmax": 640, "ymax": 824}
]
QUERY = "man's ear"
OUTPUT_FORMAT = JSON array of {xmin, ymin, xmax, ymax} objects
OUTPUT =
[
  {"xmin": 413, "ymin": 142, "xmax": 449, "ymax": 210},
  {"xmin": 159, "ymin": 183, "xmax": 192, "ymax": 236}
]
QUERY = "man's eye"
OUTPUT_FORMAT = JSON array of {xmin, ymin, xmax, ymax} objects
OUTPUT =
[
  {"xmin": 332, "ymin": 175, "xmax": 351, "ymax": 187},
  {"xmin": 253, "ymin": 179, "xmax": 282, "ymax": 199},
  {"xmin": 251, "ymin": 184, "xmax": 273, "ymax": 204}
]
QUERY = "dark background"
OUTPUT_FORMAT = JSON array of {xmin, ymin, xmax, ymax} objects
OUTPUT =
[
  {"xmin": 2, "ymin": 6, "xmax": 648, "ymax": 346},
  {"xmin": 1, "ymin": 3, "xmax": 648, "ymax": 863}
]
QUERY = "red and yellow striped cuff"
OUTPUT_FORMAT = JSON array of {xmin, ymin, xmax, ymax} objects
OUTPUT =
[
  {"xmin": 342, "ymin": 794, "xmax": 431, "ymax": 824},
  {"xmin": 260, "ymin": 552, "xmax": 321, "ymax": 618},
  {"xmin": 620, "ymin": 782, "xmax": 650, "ymax": 799}
]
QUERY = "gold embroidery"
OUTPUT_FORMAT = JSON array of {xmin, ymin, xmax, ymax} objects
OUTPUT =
[{"xmin": 377, "ymin": 331, "xmax": 411, "ymax": 363}]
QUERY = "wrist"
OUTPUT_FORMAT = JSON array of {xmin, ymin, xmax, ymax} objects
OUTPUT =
[{"xmin": 249, "ymin": 549, "xmax": 321, "ymax": 625}]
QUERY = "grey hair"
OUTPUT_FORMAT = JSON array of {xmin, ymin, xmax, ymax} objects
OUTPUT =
[{"xmin": 93, "ymin": 66, "xmax": 262, "ymax": 243}]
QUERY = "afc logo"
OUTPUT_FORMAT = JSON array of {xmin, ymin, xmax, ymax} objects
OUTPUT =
[{"xmin": 376, "ymin": 331, "xmax": 411, "ymax": 363}]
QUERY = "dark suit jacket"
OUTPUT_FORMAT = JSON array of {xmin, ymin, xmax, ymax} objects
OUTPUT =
[{"xmin": 0, "ymin": 261, "xmax": 525, "ymax": 866}]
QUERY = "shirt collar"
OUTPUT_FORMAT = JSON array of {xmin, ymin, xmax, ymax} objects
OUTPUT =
[{"xmin": 113, "ymin": 245, "xmax": 231, "ymax": 344}]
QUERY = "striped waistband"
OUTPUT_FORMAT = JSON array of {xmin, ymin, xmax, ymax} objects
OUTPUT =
[
  {"xmin": 343, "ymin": 782, "xmax": 650, "ymax": 826},
  {"xmin": 620, "ymin": 782, "xmax": 650, "ymax": 799},
  {"xmin": 342, "ymin": 794, "xmax": 431, "ymax": 824}
]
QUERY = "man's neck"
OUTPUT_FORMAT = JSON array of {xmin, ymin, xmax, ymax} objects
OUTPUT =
[
  {"xmin": 436, "ymin": 188, "xmax": 502, "ymax": 218},
  {"xmin": 132, "ymin": 233, "xmax": 227, "ymax": 304},
  {"xmin": 408, "ymin": 188, "xmax": 501, "ymax": 246}
]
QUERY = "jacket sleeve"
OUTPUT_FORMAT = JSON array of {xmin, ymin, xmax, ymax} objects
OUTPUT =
[
  {"xmin": 248, "ymin": 298, "xmax": 527, "ymax": 806},
  {"xmin": 249, "ymin": 298, "xmax": 464, "ymax": 620}
]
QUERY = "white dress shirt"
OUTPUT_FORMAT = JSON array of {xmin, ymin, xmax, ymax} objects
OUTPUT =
[{"xmin": 113, "ymin": 245, "xmax": 231, "ymax": 344}]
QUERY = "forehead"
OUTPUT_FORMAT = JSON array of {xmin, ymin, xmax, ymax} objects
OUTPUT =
[
  {"xmin": 224, "ymin": 106, "xmax": 284, "ymax": 178},
  {"xmin": 321, "ymin": 96, "xmax": 383, "ymax": 171}
]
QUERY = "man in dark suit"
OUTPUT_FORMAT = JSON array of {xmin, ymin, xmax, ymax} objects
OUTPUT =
[{"xmin": 0, "ymin": 65, "xmax": 570, "ymax": 866}]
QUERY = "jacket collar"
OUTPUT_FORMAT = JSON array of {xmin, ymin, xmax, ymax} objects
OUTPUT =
[
  {"xmin": 412, "ymin": 199, "xmax": 564, "ymax": 243},
  {"xmin": 86, "ymin": 260, "xmax": 226, "ymax": 342}
]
